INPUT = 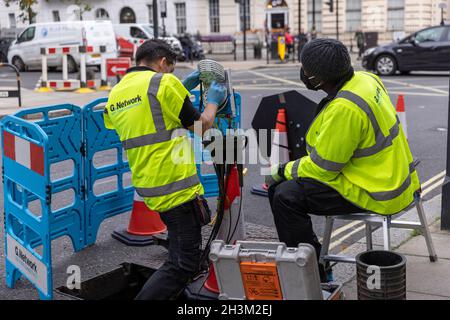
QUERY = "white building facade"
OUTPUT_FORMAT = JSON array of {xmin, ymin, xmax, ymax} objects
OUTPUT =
[{"xmin": 1, "ymin": 0, "xmax": 449, "ymax": 45}]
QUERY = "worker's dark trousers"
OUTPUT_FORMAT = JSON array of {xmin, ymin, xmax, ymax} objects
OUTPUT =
[
  {"xmin": 268, "ymin": 178, "xmax": 361, "ymax": 261},
  {"xmin": 135, "ymin": 199, "xmax": 202, "ymax": 300}
]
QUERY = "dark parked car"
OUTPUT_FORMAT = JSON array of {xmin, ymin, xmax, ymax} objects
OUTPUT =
[
  {"xmin": 0, "ymin": 37, "xmax": 14, "ymax": 63},
  {"xmin": 362, "ymin": 25, "xmax": 450, "ymax": 75}
]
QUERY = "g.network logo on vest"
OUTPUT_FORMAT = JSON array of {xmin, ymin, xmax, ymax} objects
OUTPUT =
[{"xmin": 110, "ymin": 94, "xmax": 143, "ymax": 112}]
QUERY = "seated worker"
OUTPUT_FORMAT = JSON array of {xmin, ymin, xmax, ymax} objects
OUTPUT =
[
  {"xmin": 265, "ymin": 38, "xmax": 420, "ymax": 281},
  {"xmin": 104, "ymin": 39, "xmax": 227, "ymax": 299}
]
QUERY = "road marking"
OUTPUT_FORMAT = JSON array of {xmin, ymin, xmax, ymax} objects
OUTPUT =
[
  {"xmin": 234, "ymin": 86, "xmax": 303, "ymax": 91},
  {"xmin": 382, "ymin": 78, "xmax": 448, "ymax": 95},
  {"xmin": 389, "ymin": 91, "xmax": 446, "ymax": 97},
  {"xmin": 247, "ymin": 70, "xmax": 305, "ymax": 88}
]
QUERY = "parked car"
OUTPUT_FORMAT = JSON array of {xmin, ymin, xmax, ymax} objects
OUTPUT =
[
  {"xmin": 177, "ymin": 33, "xmax": 205, "ymax": 61},
  {"xmin": 363, "ymin": 25, "xmax": 450, "ymax": 76},
  {"xmin": 113, "ymin": 23, "xmax": 185, "ymax": 60},
  {"xmin": 0, "ymin": 37, "xmax": 14, "ymax": 63},
  {"xmin": 7, "ymin": 20, "xmax": 118, "ymax": 72}
]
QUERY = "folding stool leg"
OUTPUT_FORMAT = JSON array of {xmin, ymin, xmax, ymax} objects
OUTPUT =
[
  {"xmin": 365, "ymin": 222, "xmax": 373, "ymax": 251},
  {"xmin": 415, "ymin": 195, "xmax": 438, "ymax": 262},
  {"xmin": 382, "ymin": 216, "xmax": 391, "ymax": 251},
  {"xmin": 319, "ymin": 216, "xmax": 334, "ymax": 265}
]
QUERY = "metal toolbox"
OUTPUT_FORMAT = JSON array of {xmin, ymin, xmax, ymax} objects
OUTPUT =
[{"xmin": 209, "ymin": 240, "xmax": 324, "ymax": 300}]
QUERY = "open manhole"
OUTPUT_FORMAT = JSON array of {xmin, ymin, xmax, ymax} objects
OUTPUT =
[{"xmin": 57, "ymin": 263, "xmax": 157, "ymax": 300}]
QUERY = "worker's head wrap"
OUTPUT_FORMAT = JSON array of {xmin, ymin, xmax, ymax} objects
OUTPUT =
[{"xmin": 300, "ymin": 38, "xmax": 354, "ymax": 86}]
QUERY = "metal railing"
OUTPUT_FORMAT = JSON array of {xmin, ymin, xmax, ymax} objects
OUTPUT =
[{"xmin": 0, "ymin": 63, "xmax": 21, "ymax": 107}]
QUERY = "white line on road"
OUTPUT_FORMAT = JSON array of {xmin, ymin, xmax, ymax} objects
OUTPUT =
[
  {"xmin": 247, "ymin": 70, "xmax": 305, "ymax": 88},
  {"xmin": 382, "ymin": 78, "xmax": 448, "ymax": 95}
]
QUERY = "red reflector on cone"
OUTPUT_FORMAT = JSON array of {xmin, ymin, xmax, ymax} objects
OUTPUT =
[
  {"xmin": 204, "ymin": 264, "xmax": 220, "ymax": 294},
  {"xmin": 127, "ymin": 198, "xmax": 167, "ymax": 236},
  {"xmin": 224, "ymin": 165, "xmax": 241, "ymax": 210}
]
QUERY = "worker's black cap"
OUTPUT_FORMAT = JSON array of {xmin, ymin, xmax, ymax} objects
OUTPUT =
[{"xmin": 300, "ymin": 38, "xmax": 352, "ymax": 83}]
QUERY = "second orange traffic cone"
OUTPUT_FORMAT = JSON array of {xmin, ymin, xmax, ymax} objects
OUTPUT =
[
  {"xmin": 112, "ymin": 192, "xmax": 167, "ymax": 246},
  {"xmin": 252, "ymin": 108, "xmax": 290, "ymax": 197}
]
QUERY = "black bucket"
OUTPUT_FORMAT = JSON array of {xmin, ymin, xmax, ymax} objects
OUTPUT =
[{"xmin": 356, "ymin": 250, "xmax": 406, "ymax": 300}]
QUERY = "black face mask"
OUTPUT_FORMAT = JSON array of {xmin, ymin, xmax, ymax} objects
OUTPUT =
[{"xmin": 300, "ymin": 68, "xmax": 324, "ymax": 91}]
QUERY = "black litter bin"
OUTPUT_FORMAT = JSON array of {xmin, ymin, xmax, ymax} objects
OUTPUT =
[{"xmin": 356, "ymin": 250, "xmax": 406, "ymax": 300}]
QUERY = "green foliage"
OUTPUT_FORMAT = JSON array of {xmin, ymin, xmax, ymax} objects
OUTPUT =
[{"xmin": 3, "ymin": 0, "xmax": 38, "ymax": 24}]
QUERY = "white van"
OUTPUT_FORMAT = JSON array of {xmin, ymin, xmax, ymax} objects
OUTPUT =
[
  {"xmin": 7, "ymin": 20, "xmax": 117, "ymax": 72},
  {"xmin": 113, "ymin": 23, "xmax": 184, "ymax": 58}
]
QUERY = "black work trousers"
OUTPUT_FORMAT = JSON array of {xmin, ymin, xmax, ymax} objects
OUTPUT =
[
  {"xmin": 135, "ymin": 199, "xmax": 202, "ymax": 300},
  {"xmin": 268, "ymin": 178, "xmax": 361, "ymax": 261}
]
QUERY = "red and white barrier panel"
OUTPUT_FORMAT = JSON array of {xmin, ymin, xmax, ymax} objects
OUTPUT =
[
  {"xmin": 3, "ymin": 131, "xmax": 44, "ymax": 176},
  {"xmin": 47, "ymin": 79, "xmax": 96, "ymax": 90},
  {"xmin": 41, "ymin": 45, "xmax": 105, "ymax": 56}
]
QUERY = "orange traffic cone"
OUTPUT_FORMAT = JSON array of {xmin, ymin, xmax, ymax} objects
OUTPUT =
[
  {"xmin": 270, "ymin": 108, "xmax": 290, "ymax": 164},
  {"xmin": 112, "ymin": 192, "xmax": 167, "ymax": 246},
  {"xmin": 203, "ymin": 167, "xmax": 245, "ymax": 297},
  {"xmin": 396, "ymin": 95, "xmax": 408, "ymax": 138},
  {"xmin": 252, "ymin": 108, "xmax": 290, "ymax": 197},
  {"xmin": 204, "ymin": 264, "xmax": 220, "ymax": 293}
]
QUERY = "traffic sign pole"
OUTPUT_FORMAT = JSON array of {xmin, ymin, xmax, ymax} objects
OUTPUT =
[{"xmin": 441, "ymin": 74, "xmax": 450, "ymax": 230}]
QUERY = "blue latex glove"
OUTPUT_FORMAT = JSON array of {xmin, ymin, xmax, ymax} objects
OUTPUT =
[
  {"xmin": 207, "ymin": 81, "xmax": 227, "ymax": 108},
  {"xmin": 182, "ymin": 70, "xmax": 200, "ymax": 91}
]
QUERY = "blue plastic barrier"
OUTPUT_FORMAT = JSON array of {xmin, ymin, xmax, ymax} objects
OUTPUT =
[
  {"xmin": 2, "ymin": 104, "xmax": 84, "ymax": 300},
  {"xmin": 2, "ymin": 89, "xmax": 242, "ymax": 300},
  {"xmin": 82, "ymin": 98, "xmax": 134, "ymax": 246}
]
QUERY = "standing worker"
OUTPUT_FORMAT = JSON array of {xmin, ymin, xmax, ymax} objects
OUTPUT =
[
  {"xmin": 104, "ymin": 39, "xmax": 227, "ymax": 299},
  {"xmin": 297, "ymin": 28, "xmax": 308, "ymax": 62},
  {"xmin": 265, "ymin": 39, "xmax": 420, "ymax": 281},
  {"xmin": 284, "ymin": 27, "xmax": 294, "ymax": 60},
  {"xmin": 355, "ymin": 28, "xmax": 366, "ymax": 60}
]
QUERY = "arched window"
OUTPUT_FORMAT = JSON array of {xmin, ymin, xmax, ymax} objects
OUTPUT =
[
  {"xmin": 120, "ymin": 7, "xmax": 136, "ymax": 23},
  {"xmin": 95, "ymin": 8, "xmax": 110, "ymax": 20}
]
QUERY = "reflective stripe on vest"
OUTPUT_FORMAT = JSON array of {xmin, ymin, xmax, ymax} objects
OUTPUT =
[
  {"xmin": 369, "ymin": 161, "xmax": 416, "ymax": 201},
  {"xmin": 290, "ymin": 160, "xmax": 416, "ymax": 201},
  {"xmin": 135, "ymin": 174, "xmax": 200, "ymax": 197},
  {"xmin": 119, "ymin": 72, "xmax": 200, "ymax": 196},
  {"xmin": 336, "ymin": 90, "xmax": 401, "ymax": 158},
  {"xmin": 121, "ymin": 73, "xmax": 177, "ymax": 150}
]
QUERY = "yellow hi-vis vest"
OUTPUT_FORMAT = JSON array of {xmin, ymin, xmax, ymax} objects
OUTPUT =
[
  {"xmin": 284, "ymin": 71, "xmax": 420, "ymax": 215},
  {"xmin": 104, "ymin": 70, "xmax": 204, "ymax": 212}
]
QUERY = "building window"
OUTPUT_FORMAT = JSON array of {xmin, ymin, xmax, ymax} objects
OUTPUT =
[
  {"xmin": 387, "ymin": 0, "xmax": 404, "ymax": 31},
  {"xmin": 9, "ymin": 13, "xmax": 16, "ymax": 28},
  {"xmin": 209, "ymin": 0, "xmax": 220, "ymax": 33},
  {"xmin": 307, "ymin": 0, "xmax": 322, "ymax": 32},
  {"xmin": 120, "ymin": 7, "xmax": 136, "ymax": 24},
  {"xmin": 52, "ymin": 11, "xmax": 60, "ymax": 22},
  {"xmin": 148, "ymin": 4, "xmax": 154, "ymax": 25},
  {"xmin": 240, "ymin": 0, "xmax": 251, "ymax": 31},
  {"xmin": 346, "ymin": 0, "xmax": 361, "ymax": 32},
  {"xmin": 96, "ymin": 8, "xmax": 110, "ymax": 20},
  {"xmin": 175, "ymin": 3, "xmax": 187, "ymax": 34}
]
